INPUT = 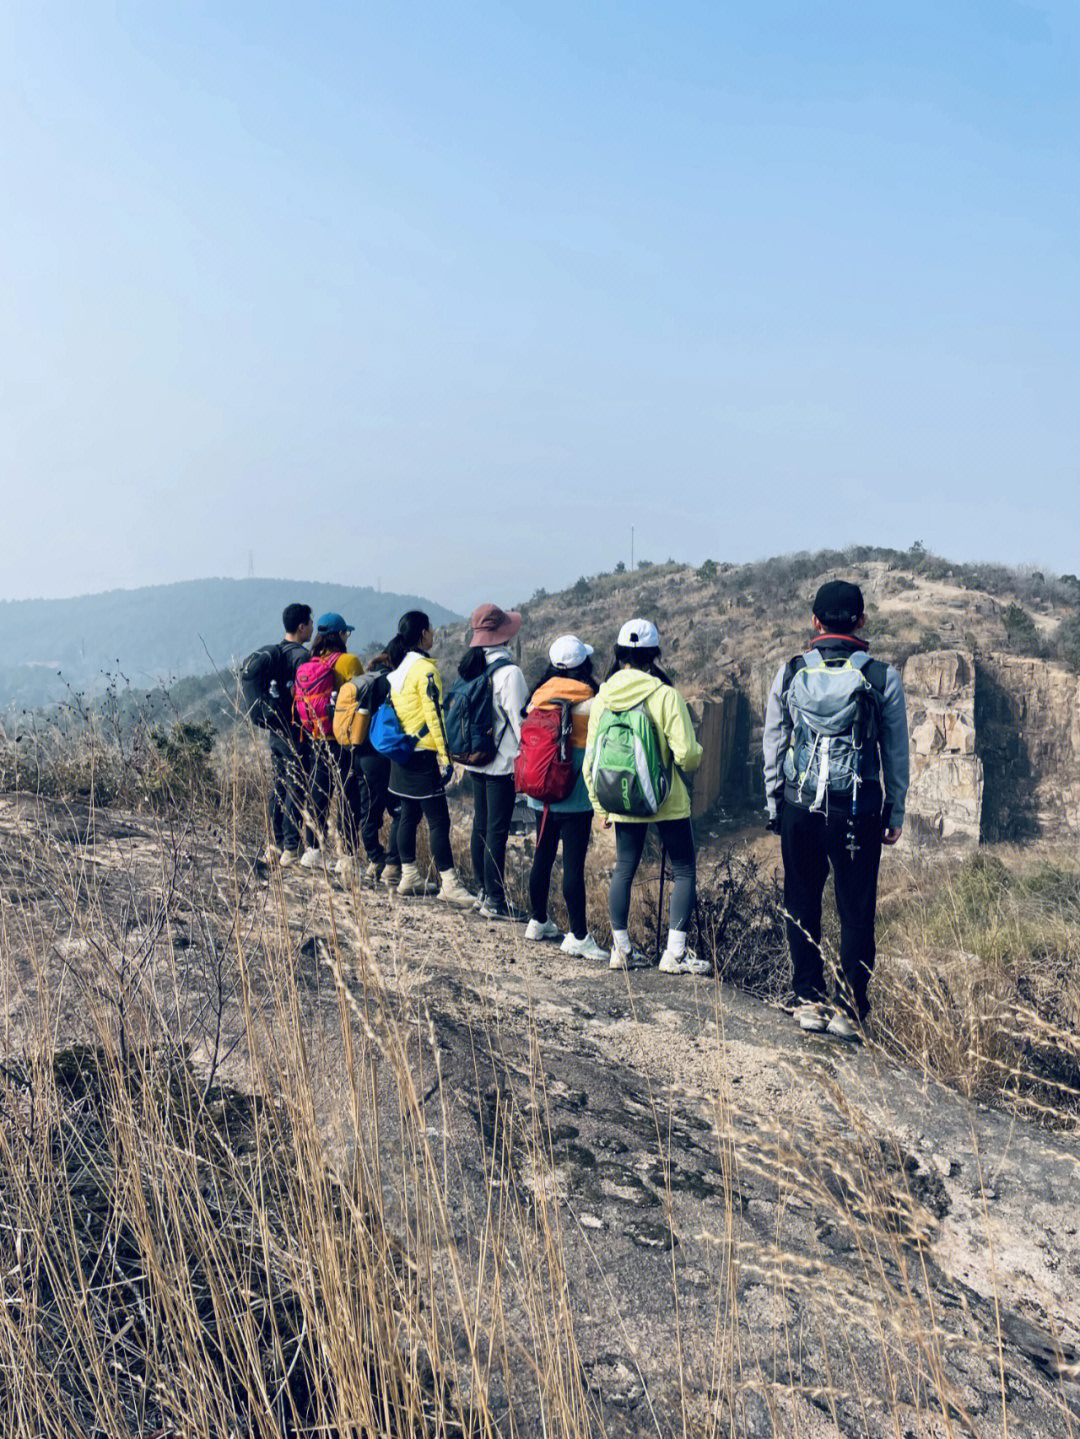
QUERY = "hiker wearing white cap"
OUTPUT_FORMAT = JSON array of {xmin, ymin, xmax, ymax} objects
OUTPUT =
[
  {"xmin": 584, "ymin": 620, "xmax": 708, "ymax": 975},
  {"xmin": 517, "ymin": 636, "xmax": 605, "ymax": 959}
]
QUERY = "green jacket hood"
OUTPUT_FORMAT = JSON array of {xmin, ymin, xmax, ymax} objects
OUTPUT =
[{"xmin": 596, "ymin": 668, "xmax": 665, "ymax": 710}]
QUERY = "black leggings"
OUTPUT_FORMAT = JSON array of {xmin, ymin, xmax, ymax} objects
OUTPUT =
[
  {"xmin": 357, "ymin": 751, "xmax": 399, "ymax": 865},
  {"xmin": 395, "ymin": 794, "xmax": 454, "ymax": 872},
  {"xmin": 469, "ymin": 772, "xmax": 517, "ymax": 908},
  {"xmin": 529, "ymin": 810, "xmax": 592, "ymax": 938},
  {"xmin": 610, "ymin": 817, "xmax": 696, "ymax": 933}
]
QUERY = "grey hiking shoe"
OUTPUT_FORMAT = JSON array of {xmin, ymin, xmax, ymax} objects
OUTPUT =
[
  {"xmin": 609, "ymin": 940, "xmax": 651, "ymax": 971},
  {"xmin": 794, "ymin": 1001, "xmax": 829, "ymax": 1032}
]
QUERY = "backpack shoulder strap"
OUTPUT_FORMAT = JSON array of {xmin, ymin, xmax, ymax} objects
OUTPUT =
[
  {"xmin": 861, "ymin": 656, "xmax": 888, "ymax": 693},
  {"xmin": 780, "ymin": 653, "xmax": 808, "ymax": 701}
]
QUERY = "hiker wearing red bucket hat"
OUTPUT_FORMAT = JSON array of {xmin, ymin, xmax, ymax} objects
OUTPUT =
[{"xmin": 443, "ymin": 604, "xmax": 529, "ymax": 920}]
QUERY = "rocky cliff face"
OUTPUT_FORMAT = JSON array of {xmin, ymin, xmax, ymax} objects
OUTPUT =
[
  {"xmin": 902, "ymin": 650, "xmax": 983, "ymax": 847},
  {"xmin": 977, "ymin": 655, "xmax": 1080, "ymax": 842}
]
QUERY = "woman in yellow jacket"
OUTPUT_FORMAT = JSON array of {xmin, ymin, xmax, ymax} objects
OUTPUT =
[
  {"xmin": 385, "ymin": 611, "xmax": 473, "ymax": 906},
  {"xmin": 584, "ymin": 618, "xmax": 709, "ymax": 975}
]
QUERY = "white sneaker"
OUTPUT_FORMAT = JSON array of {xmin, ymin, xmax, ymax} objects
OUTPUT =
[
  {"xmin": 278, "ymin": 849, "xmax": 299, "ymax": 869},
  {"xmin": 262, "ymin": 844, "xmax": 282, "ymax": 864},
  {"xmin": 658, "ymin": 948, "xmax": 711, "ymax": 976},
  {"xmin": 299, "ymin": 847, "xmax": 323, "ymax": 870},
  {"xmin": 609, "ymin": 941, "xmax": 650, "ymax": 971},
  {"xmin": 397, "ymin": 863, "xmax": 438, "ymax": 897},
  {"xmin": 437, "ymin": 869, "xmax": 475, "ymax": 909},
  {"xmin": 560, "ymin": 933, "xmax": 607, "ymax": 960},
  {"xmin": 525, "ymin": 918, "xmax": 561, "ymax": 942},
  {"xmin": 794, "ymin": 1001, "xmax": 828, "ymax": 1032},
  {"xmin": 826, "ymin": 1011, "xmax": 861, "ymax": 1041}
]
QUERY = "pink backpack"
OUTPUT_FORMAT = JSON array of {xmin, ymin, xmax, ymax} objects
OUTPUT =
[{"xmin": 293, "ymin": 654, "xmax": 341, "ymax": 737}]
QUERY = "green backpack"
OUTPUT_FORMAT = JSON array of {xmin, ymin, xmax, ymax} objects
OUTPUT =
[{"xmin": 590, "ymin": 690, "xmax": 671, "ymax": 817}]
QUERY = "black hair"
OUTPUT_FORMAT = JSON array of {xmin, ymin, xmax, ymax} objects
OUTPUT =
[
  {"xmin": 531, "ymin": 658, "xmax": 596, "ymax": 697},
  {"xmin": 282, "ymin": 602, "xmax": 311, "ymax": 634},
  {"xmin": 385, "ymin": 610, "xmax": 431, "ymax": 668},
  {"xmin": 457, "ymin": 645, "xmax": 487, "ymax": 680},
  {"xmin": 311, "ymin": 630, "xmax": 347, "ymax": 658},
  {"xmin": 606, "ymin": 644, "xmax": 675, "ymax": 687}
]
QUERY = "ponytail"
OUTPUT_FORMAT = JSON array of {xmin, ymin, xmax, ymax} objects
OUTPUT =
[{"xmin": 385, "ymin": 610, "xmax": 431, "ymax": 668}]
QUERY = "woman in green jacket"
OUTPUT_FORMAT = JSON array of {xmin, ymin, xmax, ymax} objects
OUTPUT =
[{"xmin": 584, "ymin": 619, "xmax": 708, "ymax": 975}]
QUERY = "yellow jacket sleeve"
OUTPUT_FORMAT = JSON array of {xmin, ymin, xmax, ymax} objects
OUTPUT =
[
  {"xmin": 418, "ymin": 663, "xmax": 449, "ymax": 764},
  {"xmin": 652, "ymin": 686, "xmax": 703, "ymax": 774}
]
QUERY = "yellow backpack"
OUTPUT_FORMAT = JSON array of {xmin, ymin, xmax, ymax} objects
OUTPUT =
[{"xmin": 332, "ymin": 671, "xmax": 388, "ymax": 747}]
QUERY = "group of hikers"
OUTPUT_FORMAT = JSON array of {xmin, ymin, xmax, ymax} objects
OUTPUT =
[{"xmin": 243, "ymin": 578, "xmax": 909, "ymax": 1038}]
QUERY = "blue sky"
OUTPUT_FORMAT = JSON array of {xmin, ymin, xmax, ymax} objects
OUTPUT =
[{"xmin": 2, "ymin": 1, "xmax": 1077, "ymax": 611}]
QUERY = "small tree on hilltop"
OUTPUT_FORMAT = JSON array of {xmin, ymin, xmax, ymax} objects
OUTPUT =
[{"xmin": 697, "ymin": 559, "xmax": 718, "ymax": 581}]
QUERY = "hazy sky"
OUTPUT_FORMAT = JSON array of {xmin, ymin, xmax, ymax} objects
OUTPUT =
[{"xmin": 3, "ymin": 2, "xmax": 1078, "ymax": 612}]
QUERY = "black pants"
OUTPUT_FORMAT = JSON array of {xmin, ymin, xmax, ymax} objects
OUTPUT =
[
  {"xmin": 781, "ymin": 802, "xmax": 883, "ymax": 1019},
  {"xmin": 529, "ymin": 809, "xmax": 593, "ymax": 938},
  {"xmin": 357, "ymin": 751, "xmax": 398, "ymax": 865},
  {"xmin": 396, "ymin": 794, "xmax": 454, "ymax": 872},
  {"xmin": 469, "ymin": 773, "xmax": 517, "ymax": 909},
  {"xmin": 270, "ymin": 741, "xmax": 309, "ymax": 853},
  {"xmin": 610, "ymin": 817, "xmax": 696, "ymax": 933},
  {"xmin": 309, "ymin": 743, "xmax": 366, "ymax": 853}
]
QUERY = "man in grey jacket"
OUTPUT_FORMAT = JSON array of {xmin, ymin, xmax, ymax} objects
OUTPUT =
[{"xmin": 762, "ymin": 580, "xmax": 909, "ymax": 1038}]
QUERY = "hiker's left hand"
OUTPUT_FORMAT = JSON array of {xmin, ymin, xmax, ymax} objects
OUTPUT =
[{"xmin": 882, "ymin": 827, "xmax": 902, "ymax": 846}]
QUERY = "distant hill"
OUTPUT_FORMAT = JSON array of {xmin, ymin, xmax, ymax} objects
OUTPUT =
[
  {"xmin": 429, "ymin": 545, "xmax": 1080, "ymax": 692},
  {"xmin": 0, "ymin": 579, "xmax": 460, "ymax": 710}
]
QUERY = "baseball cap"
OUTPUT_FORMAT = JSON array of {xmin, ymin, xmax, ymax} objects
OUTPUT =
[
  {"xmin": 315, "ymin": 611, "xmax": 354, "ymax": 635},
  {"xmin": 617, "ymin": 618, "xmax": 661, "ymax": 649},
  {"xmin": 548, "ymin": 634, "xmax": 594, "ymax": 669},
  {"xmin": 812, "ymin": 581, "xmax": 864, "ymax": 632}
]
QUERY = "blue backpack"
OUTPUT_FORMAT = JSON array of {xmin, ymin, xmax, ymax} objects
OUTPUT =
[
  {"xmin": 443, "ymin": 657, "xmax": 512, "ymax": 765},
  {"xmin": 369, "ymin": 701, "xmax": 422, "ymax": 762}
]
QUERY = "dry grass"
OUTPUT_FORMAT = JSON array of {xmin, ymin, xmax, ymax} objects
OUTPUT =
[{"xmin": 2, "ymin": 719, "xmax": 1080, "ymax": 1435}]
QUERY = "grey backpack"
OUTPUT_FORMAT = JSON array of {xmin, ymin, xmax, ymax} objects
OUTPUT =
[{"xmin": 782, "ymin": 650, "xmax": 885, "ymax": 810}]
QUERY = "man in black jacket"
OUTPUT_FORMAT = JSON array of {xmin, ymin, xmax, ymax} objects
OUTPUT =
[{"xmin": 267, "ymin": 602, "xmax": 313, "ymax": 865}]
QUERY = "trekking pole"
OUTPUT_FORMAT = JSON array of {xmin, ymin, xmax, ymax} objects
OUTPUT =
[{"xmin": 656, "ymin": 839, "xmax": 667, "ymax": 957}]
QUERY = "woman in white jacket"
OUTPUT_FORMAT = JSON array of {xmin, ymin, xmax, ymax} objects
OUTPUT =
[{"xmin": 458, "ymin": 603, "xmax": 529, "ymax": 920}]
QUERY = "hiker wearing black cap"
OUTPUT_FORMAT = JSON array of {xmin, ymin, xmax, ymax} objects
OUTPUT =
[
  {"xmin": 245, "ymin": 602, "xmax": 313, "ymax": 868},
  {"xmin": 762, "ymin": 581, "xmax": 909, "ymax": 1038}
]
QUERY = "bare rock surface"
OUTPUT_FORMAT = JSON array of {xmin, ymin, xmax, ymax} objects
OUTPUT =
[{"xmin": 3, "ymin": 794, "xmax": 1080, "ymax": 1435}]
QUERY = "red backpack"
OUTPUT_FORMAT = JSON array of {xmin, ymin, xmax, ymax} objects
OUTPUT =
[
  {"xmin": 293, "ymin": 654, "xmax": 341, "ymax": 737},
  {"xmin": 515, "ymin": 701, "xmax": 575, "ymax": 803}
]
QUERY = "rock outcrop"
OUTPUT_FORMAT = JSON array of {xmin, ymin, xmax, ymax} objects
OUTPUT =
[
  {"xmin": 901, "ymin": 650, "xmax": 983, "ymax": 847},
  {"xmin": 978, "ymin": 655, "xmax": 1080, "ymax": 842}
]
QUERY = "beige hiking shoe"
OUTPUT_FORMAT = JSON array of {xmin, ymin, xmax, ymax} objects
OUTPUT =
[
  {"xmin": 380, "ymin": 863, "xmax": 402, "ymax": 888},
  {"xmin": 437, "ymin": 869, "xmax": 475, "ymax": 908},
  {"xmin": 397, "ymin": 863, "xmax": 438, "ymax": 896},
  {"xmin": 278, "ymin": 849, "xmax": 299, "ymax": 869}
]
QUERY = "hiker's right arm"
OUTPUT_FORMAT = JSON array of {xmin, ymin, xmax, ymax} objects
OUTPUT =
[{"xmin": 762, "ymin": 663, "xmax": 788, "ymax": 822}]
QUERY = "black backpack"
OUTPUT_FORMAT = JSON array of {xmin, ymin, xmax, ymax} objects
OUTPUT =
[{"xmin": 239, "ymin": 643, "xmax": 290, "ymax": 731}]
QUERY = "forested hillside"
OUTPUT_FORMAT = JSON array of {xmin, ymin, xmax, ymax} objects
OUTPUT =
[{"xmin": 0, "ymin": 579, "xmax": 459, "ymax": 709}]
